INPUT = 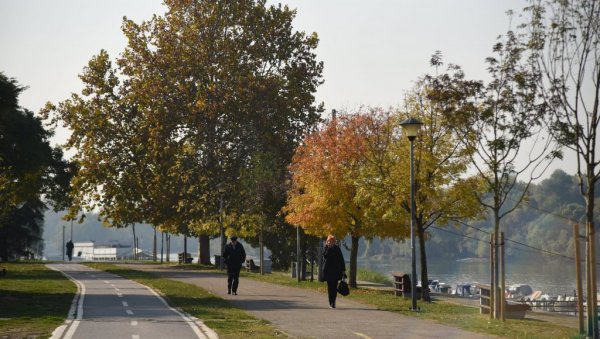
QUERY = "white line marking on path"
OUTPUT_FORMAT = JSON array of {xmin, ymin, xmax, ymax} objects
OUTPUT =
[
  {"xmin": 353, "ymin": 332, "xmax": 372, "ymax": 339},
  {"xmin": 131, "ymin": 320, "xmax": 138, "ymax": 326},
  {"xmin": 117, "ymin": 293, "xmax": 123, "ymax": 298},
  {"xmin": 104, "ymin": 280, "xmax": 109, "ymax": 283},
  {"xmin": 122, "ymin": 301, "xmax": 129, "ymax": 307},
  {"xmin": 132, "ymin": 335, "xmax": 140, "ymax": 339},
  {"xmin": 126, "ymin": 310, "xmax": 134, "ymax": 315},
  {"xmin": 47, "ymin": 264, "xmax": 86, "ymax": 339},
  {"xmin": 143, "ymin": 284, "xmax": 218, "ymax": 339}
]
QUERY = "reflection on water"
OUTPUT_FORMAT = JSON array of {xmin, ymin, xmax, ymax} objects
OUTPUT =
[{"xmin": 358, "ymin": 257, "xmax": 592, "ymax": 297}]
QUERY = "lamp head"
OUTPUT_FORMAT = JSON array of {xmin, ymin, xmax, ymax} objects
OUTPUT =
[{"xmin": 399, "ymin": 117, "xmax": 423, "ymax": 141}]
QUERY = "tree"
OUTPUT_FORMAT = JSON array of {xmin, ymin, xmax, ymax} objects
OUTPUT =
[
  {"xmin": 0, "ymin": 73, "xmax": 74, "ymax": 260},
  {"xmin": 526, "ymin": 0, "xmax": 600, "ymax": 334},
  {"xmin": 43, "ymin": 0, "xmax": 323, "ymax": 264},
  {"xmin": 285, "ymin": 110, "xmax": 404, "ymax": 287},
  {"xmin": 390, "ymin": 68, "xmax": 484, "ymax": 301},
  {"xmin": 437, "ymin": 31, "xmax": 558, "ymax": 318}
]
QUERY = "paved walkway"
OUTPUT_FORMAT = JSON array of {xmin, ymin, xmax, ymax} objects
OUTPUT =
[
  {"xmin": 48, "ymin": 263, "xmax": 216, "ymax": 339},
  {"xmin": 119, "ymin": 264, "xmax": 494, "ymax": 338}
]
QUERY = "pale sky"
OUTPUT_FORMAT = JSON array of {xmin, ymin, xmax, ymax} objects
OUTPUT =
[{"xmin": 0, "ymin": 0, "xmax": 576, "ymax": 180}]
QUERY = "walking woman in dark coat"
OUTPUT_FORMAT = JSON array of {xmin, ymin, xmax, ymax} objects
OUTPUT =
[{"xmin": 322, "ymin": 234, "xmax": 346, "ymax": 308}]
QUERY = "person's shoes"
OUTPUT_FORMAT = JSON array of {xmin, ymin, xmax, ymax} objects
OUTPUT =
[
  {"xmin": 329, "ymin": 303, "xmax": 335, "ymax": 308},
  {"xmin": 233, "ymin": 291, "xmax": 237, "ymax": 295},
  {"xmin": 227, "ymin": 290, "xmax": 231, "ymax": 295}
]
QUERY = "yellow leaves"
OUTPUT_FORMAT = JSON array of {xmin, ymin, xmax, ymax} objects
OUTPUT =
[
  {"xmin": 194, "ymin": 98, "xmax": 207, "ymax": 111},
  {"xmin": 285, "ymin": 110, "xmax": 392, "ymax": 238}
]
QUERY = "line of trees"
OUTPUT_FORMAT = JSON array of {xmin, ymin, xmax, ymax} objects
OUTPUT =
[
  {"xmin": 0, "ymin": 73, "xmax": 74, "ymax": 261},
  {"xmin": 6, "ymin": 0, "xmax": 597, "ymax": 334}
]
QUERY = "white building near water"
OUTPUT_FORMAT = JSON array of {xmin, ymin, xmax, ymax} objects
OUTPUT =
[{"xmin": 73, "ymin": 241, "xmax": 133, "ymax": 261}]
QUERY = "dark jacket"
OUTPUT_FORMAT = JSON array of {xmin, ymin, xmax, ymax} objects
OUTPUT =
[
  {"xmin": 223, "ymin": 241, "xmax": 246, "ymax": 269},
  {"xmin": 323, "ymin": 244, "xmax": 345, "ymax": 281}
]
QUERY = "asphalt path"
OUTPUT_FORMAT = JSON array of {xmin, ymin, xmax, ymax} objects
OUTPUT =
[
  {"xmin": 47, "ymin": 263, "xmax": 217, "ymax": 339},
  {"xmin": 121, "ymin": 264, "xmax": 495, "ymax": 339}
]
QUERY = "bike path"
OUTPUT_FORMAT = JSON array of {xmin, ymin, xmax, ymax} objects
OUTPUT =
[
  {"xmin": 47, "ymin": 263, "xmax": 217, "ymax": 339},
  {"xmin": 121, "ymin": 264, "xmax": 495, "ymax": 339}
]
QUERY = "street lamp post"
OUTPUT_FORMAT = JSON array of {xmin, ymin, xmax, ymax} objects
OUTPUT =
[
  {"xmin": 215, "ymin": 183, "xmax": 227, "ymax": 270},
  {"xmin": 400, "ymin": 117, "xmax": 423, "ymax": 312},
  {"xmin": 218, "ymin": 188, "xmax": 225, "ymax": 270}
]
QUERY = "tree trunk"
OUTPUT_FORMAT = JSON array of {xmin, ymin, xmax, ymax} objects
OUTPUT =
[
  {"xmin": 417, "ymin": 225, "xmax": 430, "ymax": 302},
  {"xmin": 260, "ymin": 226, "xmax": 264, "ymax": 275},
  {"xmin": 1, "ymin": 232, "xmax": 7, "ymax": 261},
  {"xmin": 183, "ymin": 235, "xmax": 187, "ymax": 264},
  {"xmin": 153, "ymin": 227, "xmax": 157, "ymax": 261},
  {"xmin": 198, "ymin": 234, "xmax": 211, "ymax": 265},
  {"xmin": 166, "ymin": 233, "xmax": 170, "ymax": 263},
  {"xmin": 349, "ymin": 235, "xmax": 359, "ymax": 288},
  {"xmin": 586, "ymin": 173, "xmax": 598, "ymax": 337},
  {"xmin": 493, "ymin": 208, "xmax": 500, "ymax": 319}
]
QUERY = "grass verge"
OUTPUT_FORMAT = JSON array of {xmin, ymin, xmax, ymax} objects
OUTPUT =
[
  {"xmin": 357, "ymin": 269, "xmax": 393, "ymax": 286},
  {"xmin": 85, "ymin": 262, "xmax": 284, "ymax": 338},
  {"xmin": 0, "ymin": 261, "xmax": 75, "ymax": 338}
]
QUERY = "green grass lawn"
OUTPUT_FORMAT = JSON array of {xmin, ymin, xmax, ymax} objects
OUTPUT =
[{"xmin": 0, "ymin": 262, "xmax": 75, "ymax": 338}]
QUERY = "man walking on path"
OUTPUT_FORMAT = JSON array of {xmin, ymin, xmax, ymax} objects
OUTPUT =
[
  {"xmin": 66, "ymin": 240, "xmax": 74, "ymax": 261},
  {"xmin": 222, "ymin": 235, "xmax": 246, "ymax": 295}
]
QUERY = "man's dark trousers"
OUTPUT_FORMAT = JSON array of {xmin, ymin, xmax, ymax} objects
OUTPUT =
[{"xmin": 228, "ymin": 265, "xmax": 242, "ymax": 293}]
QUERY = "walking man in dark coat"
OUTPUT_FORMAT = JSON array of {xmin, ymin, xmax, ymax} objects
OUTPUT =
[
  {"xmin": 222, "ymin": 235, "xmax": 246, "ymax": 295},
  {"xmin": 66, "ymin": 240, "xmax": 74, "ymax": 261},
  {"xmin": 322, "ymin": 234, "xmax": 346, "ymax": 308}
]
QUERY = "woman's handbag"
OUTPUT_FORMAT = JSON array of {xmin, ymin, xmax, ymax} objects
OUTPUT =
[{"xmin": 337, "ymin": 276, "xmax": 350, "ymax": 296}]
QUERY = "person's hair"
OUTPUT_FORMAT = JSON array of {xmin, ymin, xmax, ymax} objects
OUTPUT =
[{"xmin": 326, "ymin": 234, "xmax": 336, "ymax": 242}]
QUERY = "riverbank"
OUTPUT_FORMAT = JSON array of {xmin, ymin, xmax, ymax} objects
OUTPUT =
[
  {"xmin": 432, "ymin": 293, "xmax": 579, "ymax": 329},
  {"xmin": 356, "ymin": 280, "xmax": 580, "ymax": 330}
]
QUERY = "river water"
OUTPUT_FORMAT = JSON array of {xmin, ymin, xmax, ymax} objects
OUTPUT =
[{"xmin": 358, "ymin": 257, "xmax": 592, "ymax": 297}]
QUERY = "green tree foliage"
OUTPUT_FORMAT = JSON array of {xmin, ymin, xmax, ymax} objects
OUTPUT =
[
  {"xmin": 394, "ymin": 71, "xmax": 485, "ymax": 301},
  {"xmin": 285, "ymin": 111, "xmax": 396, "ymax": 287},
  {"xmin": 42, "ymin": 0, "xmax": 323, "ymax": 263},
  {"xmin": 525, "ymin": 1, "xmax": 600, "ymax": 332},
  {"xmin": 0, "ymin": 73, "xmax": 74, "ymax": 260},
  {"xmin": 346, "ymin": 71, "xmax": 484, "ymax": 300},
  {"xmin": 432, "ymin": 33, "xmax": 558, "ymax": 315}
]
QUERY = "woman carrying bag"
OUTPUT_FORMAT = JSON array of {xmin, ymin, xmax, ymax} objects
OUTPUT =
[{"xmin": 322, "ymin": 234, "xmax": 346, "ymax": 308}]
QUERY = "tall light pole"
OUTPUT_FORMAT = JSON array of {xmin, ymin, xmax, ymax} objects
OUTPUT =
[
  {"xmin": 217, "ymin": 183, "xmax": 225, "ymax": 270},
  {"xmin": 400, "ymin": 117, "xmax": 423, "ymax": 312},
  {"xmin": 296, "ymin": 226, "xmax": 301, "ymax": 282}
]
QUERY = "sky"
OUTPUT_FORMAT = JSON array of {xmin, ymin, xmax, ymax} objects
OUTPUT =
[{"xmin": 0, "ymin": 0, "xmax": 576, "ymax": 180}]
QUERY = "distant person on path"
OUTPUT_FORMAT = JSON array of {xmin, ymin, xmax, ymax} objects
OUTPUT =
[
  {"xmin": 322, "ymin": 234, "xmax": 346, "ymax": 308},
  {"xmin": 66, "ymin": 240, "xmax": 74, "ymax": 261},
  {"xmin": 223, "ymin": 235, "xmax": 246, "ymax": 295}
]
